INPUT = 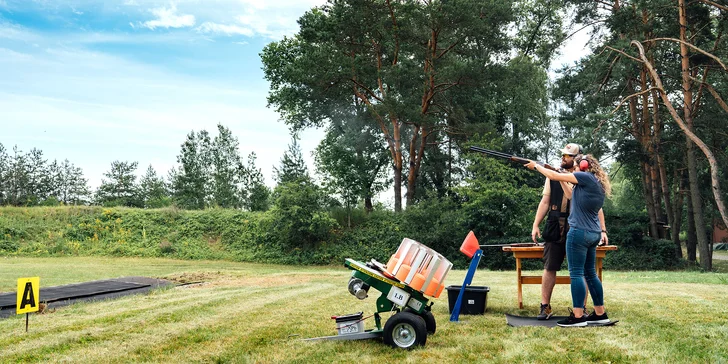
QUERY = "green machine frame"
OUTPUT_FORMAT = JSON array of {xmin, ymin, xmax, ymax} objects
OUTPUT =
[{"xmin": 304, "ymin": 258, "xmax": 435, "ymax": 349}]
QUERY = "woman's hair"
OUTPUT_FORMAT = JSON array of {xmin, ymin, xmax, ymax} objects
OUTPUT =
[{"xmin": 575, "ymin": 154, "xmax": 612, "ymax": 197}]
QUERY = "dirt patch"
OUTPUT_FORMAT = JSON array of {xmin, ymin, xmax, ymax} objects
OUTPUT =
[
  {"xmin": 164, "ymin": 272, "xmax": 318, "ymax": 289},
  {"xmin": 164, "ymin": 271, "xmax": 227, "ymax": 285}
]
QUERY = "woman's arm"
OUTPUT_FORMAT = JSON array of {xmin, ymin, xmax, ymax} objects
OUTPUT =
[
  {"xmin": 524, "ymin": 161, "xmax": 579, "ymax": 184},
  {"xmin": 598, "ymin": 208, "xmax": 608, "ymax": 245}
]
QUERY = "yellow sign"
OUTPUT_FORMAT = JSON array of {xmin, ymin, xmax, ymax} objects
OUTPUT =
[{"xmin": 17, "ymin": 277, "xmax": 40, "ymax": 314}]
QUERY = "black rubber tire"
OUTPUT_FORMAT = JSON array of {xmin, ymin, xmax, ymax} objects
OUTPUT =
[
  {"xmin": 383, "ymin": 312, "xmax": 427, "ymax": 349},
  {"xmin": 404, "ymin": 307, "xmax": 436, "ymax": 335}
]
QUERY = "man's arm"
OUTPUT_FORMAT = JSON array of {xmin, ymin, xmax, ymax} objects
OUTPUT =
[
  {"xmin": 598, "ymin": 208, "xmax": 608, "ymax": 245},
  {"xmin": 532, "ymin": 194, "xmax": 550, "ymax": 243}
]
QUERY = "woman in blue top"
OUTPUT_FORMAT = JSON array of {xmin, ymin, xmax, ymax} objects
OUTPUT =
[{"xmin": 525, "ymin": 154, "xmax": 612, "ymax": 327}]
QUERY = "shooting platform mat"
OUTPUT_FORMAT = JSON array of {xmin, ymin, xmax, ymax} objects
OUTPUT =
[
  {"xmin": 505, "ymin": 313, "xmax": 619, "ymax": 327},
  {"xmin": 0, "ymin": 277, "xmax": 172, "ymax": 318}
]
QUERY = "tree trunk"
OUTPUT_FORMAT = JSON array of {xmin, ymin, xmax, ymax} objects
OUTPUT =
[
  {"xmin": 671, "ymin": 169, "xmax": 685, "ymax": 258},
  {"xmin": 686, "ymin": 188, "xmax": 697, "ymax": 262},
  {"xmin": 634, "ymin": 69, "xmax": 660, "ymax": 238},
  {"xmin": 678, "ymin": 0, "xmax": 711, "ymax": 270},
  {"xmin": 365, "ymin": 197, "xmax": 373, "ymax": 213},
  {"xmin": 641, "ymin": 162, "xmax": 660, "ymax": 238},
  {"xmin": 657, "ymin": 153, "xmax": 674, "ymax": 240},
  {"xmin": 393, "ymin": 162, "xmax": 402, "ymax": 212},
  {"xmin": 687, "ymin": 142, "xmax": 710, "ymax": 269}
]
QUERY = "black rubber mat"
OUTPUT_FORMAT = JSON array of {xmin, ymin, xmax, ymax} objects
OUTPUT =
[
  {"xmin": 506, "ymin": 313, "xmax": 569, "ymax": 327},
  {"xmin": 505, "ymin": 313, "xmax": 619, "ymax": 327},
  {"xmin": 0, "ymin": 277, "xmax": 172, "ymax": 318}
]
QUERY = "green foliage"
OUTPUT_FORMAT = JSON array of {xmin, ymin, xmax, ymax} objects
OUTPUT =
[
  {"xmin": 270, "ymin": 180, "xmax": 338, "ymax": 250},
  {"xmin": 170, "ymin": 130, "xmax": 211, "ymax": 210},
  {"xmin": 242, "ymin": 152, "xmax": 270, "ymax": 212},
  {"xmin": 138, "ymin": 165, "xmax": 171, "ymax": 209},
  {"xmin": 602, "ymin": 210, "xmax": 684, "ymax": 270},
  {"xmin": 0, "ymin": 144, "xmax": 91, "ymax": 206},
  {"xmin": 314, "ymin": 116, "xmax": 390, "ymax": 214},
  {"xmin": 210, "ymin": 124, "xmax": 242, "ymax": 208},
  {"xmin": 95, "ymin": 161, "xmax": 142, "ymax": 207},
  {"xmin": 0, "ymin": 202, "xmax": 686, "ymax": 271},
  {"xmin": 273, "ymin": 135, "xmax": 309, "ymax": 185}
]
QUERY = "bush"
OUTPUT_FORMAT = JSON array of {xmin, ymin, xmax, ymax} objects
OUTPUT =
[
  {"xmin": 0, "ymin": 204, "xmax": 687, "ymax": 270},
  {"xmin": 602, "ymin": 210, "xmax": 684, "ymax": 270}
]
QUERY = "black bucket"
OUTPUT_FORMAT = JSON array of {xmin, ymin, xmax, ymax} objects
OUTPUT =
[{"xmin": 446, "ymin": 285, "xmax": 489, "ymax": 315}]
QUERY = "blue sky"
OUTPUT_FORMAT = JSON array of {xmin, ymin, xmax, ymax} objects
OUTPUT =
[
  {"xmin": 0, "ymin": 0, "xmax": 326, "ymax": 189},
  {"xmin": 0, "ymin": 0, "xmax": 590, "ymax": 194}
]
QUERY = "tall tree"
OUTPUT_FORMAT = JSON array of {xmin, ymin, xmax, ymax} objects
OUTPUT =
[
  {"xmin": 48, "ymin": 159, "xmax": 90, "ymax": 205},
  {"xmin": 556, "ymin": 0, "xmax": 727, "ymax": 269},
  {"xmin": 171, "ymin": 130, "xmax": 211, "ymax": 209},
  {"xmin": 5, "ymin": 146, "xmax": 30, "ymax": 206},
  {"xmin": 315, "ymin": 109, "xmax": 390, "ymax": 215},
  {"xmin": 139, "ymin": 165, "xmax": 170, "ymax": 208},
  {"xmin": 262, "ymin": 0, "xmax": 551, "ymax": 211},
  {"xmin": 273, "ymin": 135, "xmax": 309, "ymax": 185},
  {"xmin": 211, "ymin": 124, "xmax": 242, "ymax": 208},
  {"xmin": 96, "ymin": 161, "xmax": 141, "ymax": 207},
  {"xmin": 242, "ymin": 152, "xmax": 270, "ymax": 212}
]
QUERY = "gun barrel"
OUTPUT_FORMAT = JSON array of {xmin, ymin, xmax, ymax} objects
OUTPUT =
[
  {"xmin": 468, "ymin": 146, "xmax": 558, "ymax": 172},
  {"xmin": 468, "ymin": 146, "xmax": 514, "ymax": 159}
]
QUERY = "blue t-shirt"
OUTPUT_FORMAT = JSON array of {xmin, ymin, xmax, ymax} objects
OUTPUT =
[{"xmin": 567, "ymin": 172, "xmax": 605, "ymax": 233}]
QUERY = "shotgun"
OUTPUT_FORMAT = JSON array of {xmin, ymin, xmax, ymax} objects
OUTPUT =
[
  {"xmin": 479, "ymin": 243, "xmax": 539, "ymax": 248},
  {"xmin": 468, "ymin": 146, "xmax": 558, "ymax": 171}
]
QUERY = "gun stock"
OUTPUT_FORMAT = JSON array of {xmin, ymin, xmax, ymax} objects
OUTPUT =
[{"xmin": 468, "ymin": 146, "xmax": 558, "ymax": 171}]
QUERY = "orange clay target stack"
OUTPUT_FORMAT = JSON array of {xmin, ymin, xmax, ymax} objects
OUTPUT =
[{"xmin": 305, "ymin": 238, "xmax": 454, "ymax": 349}]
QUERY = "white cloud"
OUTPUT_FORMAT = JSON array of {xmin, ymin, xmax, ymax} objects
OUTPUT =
[
  {"xmin": 237, "ymin": 0, "xmax": 327, "ymax": 10},
  {"xmin": 139, "ymin": 4, "xmax": 195, "ymax": 30},
  {"xmin": 235, "ymin": 12, "xmax": 298, "ymax": 39},
  {"xmin": 197, "ymin": 22, "xmax": 253, "ymax": 36}
]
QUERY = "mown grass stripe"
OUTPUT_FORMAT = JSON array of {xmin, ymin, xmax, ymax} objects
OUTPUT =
[
  {"xmin": 2, "ymin": 283, "xmax": 336, "ymax": 363},
  {"xmin": 0, "ymin": 283, "xmax": 333, "ymax": 362}
]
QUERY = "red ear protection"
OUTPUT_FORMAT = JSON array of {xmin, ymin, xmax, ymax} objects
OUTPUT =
[{"xmin": 579, "ymin": 159, "xmax": 589, "ymax": 170}]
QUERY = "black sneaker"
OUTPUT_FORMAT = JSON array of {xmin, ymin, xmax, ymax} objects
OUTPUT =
[
  {"xmin": 537, "ymin": 303, "xmax": 553, "ymax": 320},
  {"xmin": 585, "ymin": 311, "xmax": 610, "ymax": 324},
  {"xmin": 557, "ymin": 308, "xmax": 587, "ymax": 327}
]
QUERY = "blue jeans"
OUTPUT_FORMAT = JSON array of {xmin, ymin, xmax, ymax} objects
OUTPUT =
[{"xmin": 566, "ymin": 228, "xmax": 604, "ymax": 308}]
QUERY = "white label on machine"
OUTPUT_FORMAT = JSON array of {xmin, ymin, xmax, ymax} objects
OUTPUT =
[
  {"xmin": 339, "ymin": 323, "xmax": 359, "ymax": 334},
  {"xmin": 387, "ymin": 286, "xmax": 410, "ymax": 306},
  {"xmin": 407, "ymin": 299, "xmax": 423, "ymax": 311},
  {"xmin": 468, "ymin": 299, "xmax": 475, "ymax": 305}
]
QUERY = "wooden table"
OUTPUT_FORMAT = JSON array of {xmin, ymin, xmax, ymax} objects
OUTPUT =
[{"xmin": 502, "ymin": 245, "xmax": 618, "ymax": 308}]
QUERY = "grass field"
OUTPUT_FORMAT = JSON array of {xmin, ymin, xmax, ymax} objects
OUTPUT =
[{"xmin": 1, "ymin": 256, "xmax": 727, "ymax": 363}]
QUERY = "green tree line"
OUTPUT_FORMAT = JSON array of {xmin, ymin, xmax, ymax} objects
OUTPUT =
[{"xmin": 2, "ymin": 0, "xmax": 726, "ymax": 272}]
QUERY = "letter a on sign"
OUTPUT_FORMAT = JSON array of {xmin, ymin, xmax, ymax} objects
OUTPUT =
[{"xmin": 17, "ymin": 277, "xmax": 40, "ymax": 314}]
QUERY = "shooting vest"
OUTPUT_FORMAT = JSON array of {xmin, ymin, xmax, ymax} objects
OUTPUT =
[{"xmin": 542, "ymin": 179, "xmax": 570, "ymax": 244}]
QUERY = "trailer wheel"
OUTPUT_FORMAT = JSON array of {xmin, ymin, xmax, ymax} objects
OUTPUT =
[
  {"xmin": 404, "ymin": 308, "xmax": 436, "ymax": 334},
  {"xmin": 383, "ymin": 312, "xmax": 427, "ymax": 349}
]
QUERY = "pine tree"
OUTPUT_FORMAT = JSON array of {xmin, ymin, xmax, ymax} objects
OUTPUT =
[
  {"xmin": 6, "ymin": 146, "xmax": 29, "ymax": 206},
  {"xmin": 47, "ymin": 159, "xmax": 90, "ymax": 205},
  {"xmin": 96, "ymin": 161, "xmax": 141, "ymax": 207},
  {"xmin": 139, "ymin": 165, "xmax": 169, "ymax": 208},
  {"xmin": 273, "ymin": 135, "xmax": 309, "ymax": 185},
  {"xmin": 211, "ymin": 124, "xmax": 242, "ymax": 208},
  {"xmin": 170, "ymin": 131, "xmax": 210, "ymax": 209},
  {"xmin": 242, "ymin": 152, "xmax": 270, "ymax": 211}
]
